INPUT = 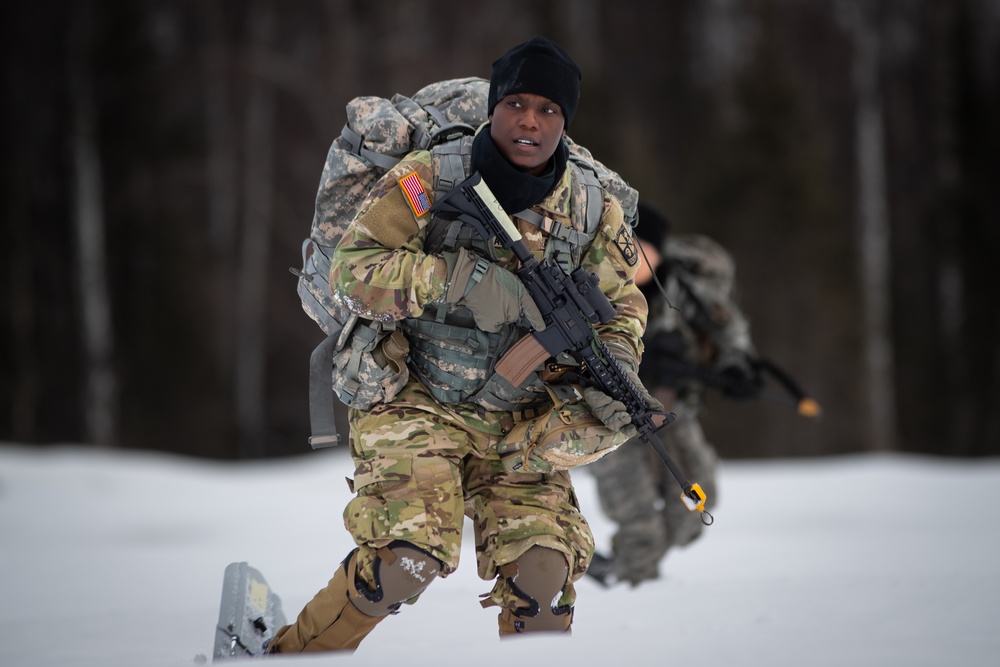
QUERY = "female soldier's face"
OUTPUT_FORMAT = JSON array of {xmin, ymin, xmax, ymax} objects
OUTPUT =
[{"xmin": 489, "ymin": 93, "xmax": 565, "ymax": 176}]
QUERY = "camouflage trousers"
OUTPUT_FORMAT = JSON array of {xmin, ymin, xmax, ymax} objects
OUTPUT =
[
  {"xmin": 344, "ymin": 380, "xmax": 595, "ymax": 609},
  {"xmin": 587, "ymin": 395, "xmax": 717, "ymax": 585}
]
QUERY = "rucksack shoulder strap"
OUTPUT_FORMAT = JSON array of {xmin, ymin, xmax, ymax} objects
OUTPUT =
[
  {"xmin": 567, "ymin": 156, "xmax": 605, "ymax": 236},
  {"xmin": 431, "ymin": 137, "xmax": 473, "ymax": 194}
]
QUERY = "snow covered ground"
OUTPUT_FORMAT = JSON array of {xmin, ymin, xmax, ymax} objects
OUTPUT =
[{"xmin": 2, "ymin": 443, "xmax": 998, "ymax": 667}]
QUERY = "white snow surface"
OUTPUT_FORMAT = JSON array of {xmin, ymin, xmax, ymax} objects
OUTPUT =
[{"xmin": 2, "ymin": 443, "xmax": 998, "ymax": 667}]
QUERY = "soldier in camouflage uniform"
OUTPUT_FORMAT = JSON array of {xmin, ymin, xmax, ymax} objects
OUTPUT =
[
  {"xmin": 267, "ymin": 37, "xmax": 657, "ymax": 654},
  {"xmin": 587, "ymin": 203, "xmax": 762, "ymax": 587}
]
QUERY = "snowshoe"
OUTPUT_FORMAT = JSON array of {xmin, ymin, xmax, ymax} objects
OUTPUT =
[{"xmin": 213, "ymin": 562, "xmax": 286, "ymax": 661}]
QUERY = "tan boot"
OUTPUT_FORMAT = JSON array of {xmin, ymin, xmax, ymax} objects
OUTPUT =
[{"xmin": 266, "ymin": 549, "xmax": 382, "ymax": 653}]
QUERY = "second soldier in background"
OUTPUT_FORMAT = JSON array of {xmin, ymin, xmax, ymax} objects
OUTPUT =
[{"xmin": 587, "ymin": 202, "xmax": 762, "ymax": 587}]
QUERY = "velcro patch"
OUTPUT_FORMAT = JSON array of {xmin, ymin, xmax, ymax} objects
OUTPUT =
[
  {"xmin": 398, "ymin": 171, "xmax": 431, "ymax": 217},
  {"xmin": 615, "ymin": 227, "xmax": 639, "ymax": 266}
]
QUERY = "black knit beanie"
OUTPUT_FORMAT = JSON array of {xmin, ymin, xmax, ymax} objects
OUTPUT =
[
  {"xmin": 636, "ymin": 202, "xmax": 672, "ymax": 252},
  {"xmin": 488, "ymin": 36, "xmax": 582, "ymax": 128}
]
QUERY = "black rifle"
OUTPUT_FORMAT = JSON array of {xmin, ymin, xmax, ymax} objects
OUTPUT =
[
  {"xmin": 645, "ymin": 353, "xmax": 822, "ymax": 418},
  {"xmin": 755, "ymin": 358, "xmax": 822, "ymax": 417},
  {"xmin": 431, "ymin": 173, "xmax": 710, "ymax": 517}
]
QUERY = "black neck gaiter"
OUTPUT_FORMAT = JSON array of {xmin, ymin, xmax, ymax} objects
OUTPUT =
[{"xmin": 470, "ymin": 125, "xmax": 569, "ymax": 214}]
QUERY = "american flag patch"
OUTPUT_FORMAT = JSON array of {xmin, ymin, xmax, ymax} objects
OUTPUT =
[{"xmin": 398, "ymin": 171, "xmax": 431, "ymax": 217}]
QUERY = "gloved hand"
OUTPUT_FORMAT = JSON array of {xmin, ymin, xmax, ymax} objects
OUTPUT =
[
  {"xmin": 583, "ymin": 342, "xmax": 664, "ymax": 436},
  {"xmin": 443, "ymin": 248, "xmax": 545, "ymax": 333},
  {"xmin": 716, "ymin": 350, "xmax": 763, "ymax": 401},
  {"xmin": 582, "ymin": 386, "xmax": 636, "ymax": 435}
]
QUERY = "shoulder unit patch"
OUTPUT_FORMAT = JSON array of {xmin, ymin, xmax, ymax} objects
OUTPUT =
[
  {"xmin": 615, "ymin": 226, "xmax": 639, "ymax": 267},
  {"xmin": 398, "ymin": 171, "xmax": 431, "ymax": 218}
]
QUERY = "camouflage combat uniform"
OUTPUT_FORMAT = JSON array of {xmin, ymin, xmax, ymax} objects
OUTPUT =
[
  {"xmin": 588, "ymin": 233, "xmax": 755, "ymax": 585},
  {"xmin": 331, "ymin": 132, "xmax": 647, "ymax": 609}
]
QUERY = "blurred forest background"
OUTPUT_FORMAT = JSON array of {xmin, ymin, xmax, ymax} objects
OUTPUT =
[{"xmin": 2, "ymin": 0, "xmax": 998, "ymax": 461}]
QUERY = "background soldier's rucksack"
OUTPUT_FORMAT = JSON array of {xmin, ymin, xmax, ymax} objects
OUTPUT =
[{"xmin": 292, "ymin": 77, "xmax": 638, "ymax": 448}]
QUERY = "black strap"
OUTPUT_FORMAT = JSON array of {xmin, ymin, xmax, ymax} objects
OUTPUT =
[{"xmin": 307, "ymin": 334, "xmax": 341, "ymax": 448}]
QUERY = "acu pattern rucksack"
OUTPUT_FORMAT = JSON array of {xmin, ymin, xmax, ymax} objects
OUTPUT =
[{"xmin": 293, "ymin": 77, "xmax": 638, "ymax": 447}]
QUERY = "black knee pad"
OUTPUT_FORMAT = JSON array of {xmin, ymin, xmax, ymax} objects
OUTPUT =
[
  {"xmin": 350, "ymin": 541, "xmax": 441, "ymax": 617},
  {"xmin": 500, "ymin": 546, "xmax": 573, "ymax": 633}
]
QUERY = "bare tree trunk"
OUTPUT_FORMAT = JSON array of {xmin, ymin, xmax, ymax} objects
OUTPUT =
[
  {"xmin": 840, "ymin": 1, "xmax": 896, "ymax": 451},
  {"xmin": 696, "ymin": 0, "xmax": 753, "ymax": 130},
  {"xmin": 235, "ymin": 0, "xmax": 276, "ymax": 458},
  {"xmin": 6, "ymin": 43, "xmax": 39, "ymax": 441},
  {"xmin": 69, "ymin": 0, "xmax": 118, "ymax": 446},
  {"xmin": 323, "ymin": 0, "xmax": 361, "ymax": 102},
  {"xmin": 927, "ymin": 2, "xmax": 968, "ymax": 452},
  {"xmin": 202, "ymin": 6, "xmax": 239, "ymax": 261},
  {"xmin": 561, "ymin": 0, "xmax": 602, "ymax": 65},
  {"xmin": 989, "ymin": 337, "xmax": 1000, "ymax": 449},
  {"xmin": 201, "ymin": 2, "xmax": 239, "ymax": 413},
  {"xmin": 7, "ymin": 195, "xmax": 38, "ymax": 441}
]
